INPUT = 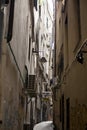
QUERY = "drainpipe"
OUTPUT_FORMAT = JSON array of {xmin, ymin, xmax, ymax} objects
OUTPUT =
[{"xmin": 8, "ymin": 43, "xmax": 25, "ymax": 86}]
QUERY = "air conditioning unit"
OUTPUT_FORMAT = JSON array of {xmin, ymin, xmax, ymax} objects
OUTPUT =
[
  {"xmin": 28, "ymin": 75, "xmax": 36, "ymax": 90},
  {"xmin": 23, "ymin": 75, "xmax": 36, "ymax": 97}
]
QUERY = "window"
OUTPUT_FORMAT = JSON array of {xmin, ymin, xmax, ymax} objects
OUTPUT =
[
  {"xmin": 60, "ymin": 99, "xmax": 61, "ymax": 122},
  {"xmin": 23, "ymin": 124, "xmax": 30, "ymax": 130},
  {"xmin": 7, "ymin": 0, "xmax": 15, "ymax": 42},
  {"xmin": 61, "ymin": 94, "xmax": 64, "ymax": 130}
]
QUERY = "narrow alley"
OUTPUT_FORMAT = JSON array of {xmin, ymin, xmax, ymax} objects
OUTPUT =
[{"xmin": 0, "ymin": 0, "xmax": 87, "ymax": 130}]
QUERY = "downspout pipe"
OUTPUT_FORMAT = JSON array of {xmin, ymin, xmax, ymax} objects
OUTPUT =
[
  {"xmin": 8, "ymin": 42, "xmax": 25, "ymax": 86},
  {"xmin": 54, "ymin": 0, "xmax": 56, "ymax": 77}
]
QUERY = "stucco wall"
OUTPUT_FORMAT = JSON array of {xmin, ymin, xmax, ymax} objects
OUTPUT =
[
  {"xmin": 0, "ymin": 0, "xmax": 33, "ymax": 129},
  {"xmin": 1, "ymin": 43, "xmax": 25, "ymax": 130},
  {"xmin": 54, "ymin": 0, "xmax": 87, "ymax": 130},
  {"xmin": 10, "ymin": 0, "xmax": 32, "ymax": 76},
  {"xmin": 80, "ymin": 0, "xmax": 87, "ymax": 43}
]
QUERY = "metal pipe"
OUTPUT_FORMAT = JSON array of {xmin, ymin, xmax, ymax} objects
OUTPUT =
[{"xmin": 8, "ymin": 42, "xmax": 25, "ymax": 86}]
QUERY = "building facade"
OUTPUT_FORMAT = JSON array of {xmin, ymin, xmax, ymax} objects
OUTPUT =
[
  {"xmin": 0, "ymin": 0, "xmax": 37, "ymax": 130},
  {"xmin": 53, "ymin": 0, "xmax": 87, "ymax": 130}
]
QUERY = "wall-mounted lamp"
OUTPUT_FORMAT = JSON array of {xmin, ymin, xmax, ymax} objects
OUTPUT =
[
  {"xmin": 76, "ymin": 50, "xmax": 87, "ymax": 64},
  {"xmin": 76, "ymin": 51, "xmax": 84, "ymax": 64}
]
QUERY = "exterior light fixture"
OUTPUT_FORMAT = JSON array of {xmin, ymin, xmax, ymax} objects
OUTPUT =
[
  {"xmin": 76, "ymin": 51, "xmax": 87, "ymax": 64},
  {"xmin": 76, "ymin": 40, "xmax": 87, "ymax": 64}
]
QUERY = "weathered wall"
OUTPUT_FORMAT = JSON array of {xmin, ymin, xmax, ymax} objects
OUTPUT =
[
  {"xmin": 64, "ymin": 59, "xmax": 87, "ymax": 130},
  {"xmin": 54, "ymin": 0, "xmax": 87, "ymax": 130},
  {"xmin": 11, "ymin": 0, "xmax": 31, "ymax": 75},
  {"xmin": 80, "ymin": 0, "xmax": 87, "ymax": 43},
  {"xmin": 64, "ymin": 1, "xmax": 87, "ymax": 129},
  {"xmin": 1, "ymin": 41, "xmax": 25, "ymax": 130},
  {"xmin": 55, "ymin": 1, "xmax": 63, "ymax": 74},
  {"xmin": 0, "ymin": 0, "xmax": 34, "ymax": 130}
]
